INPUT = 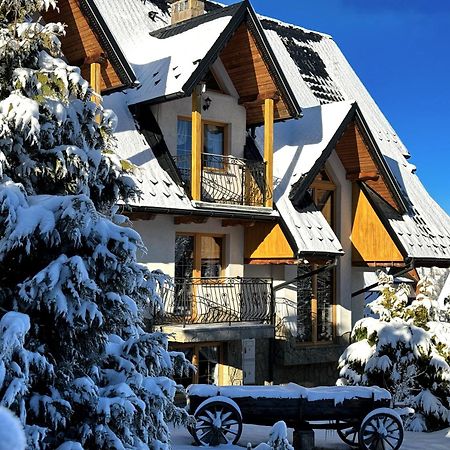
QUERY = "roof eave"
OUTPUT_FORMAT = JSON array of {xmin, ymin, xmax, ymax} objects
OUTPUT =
[
  {"xmin": 353, "ymin": 106, "xmax": 409, "ymax": 215},
  {"xmin": 289, "ymin": 102, "xmax": 357, "ymax": 205},
  {"xmin": 81, "ymin": 0, "xmax": 138, "ymax": 88}
]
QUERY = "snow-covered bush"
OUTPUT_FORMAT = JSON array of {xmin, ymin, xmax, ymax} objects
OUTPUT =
[
  {"xmin": 0, "ymin": 406, "xmax": 27, "ymax": 450},
  {"xmin": 0, "ymin": 1, "xmax": 189, "ymax": 448},
  {"xmin": 251, "ymin": 421, "xmax": 294, "ymax": 450},
  {"xmin": 338, "ymin": 273, "xmax": 450, "ymax": 431}
]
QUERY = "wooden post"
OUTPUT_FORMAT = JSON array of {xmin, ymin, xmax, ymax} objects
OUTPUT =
[
  {"xmin": 90, "ymin": 62, "xmax": 101, "ymax": 103},
  {"xmin": 191, "ymin": 86, "xmax": 203, "ymax": 201},
  {"xmin": 264, "ymin": 98, "xmax": 274, "ymax": 208}
]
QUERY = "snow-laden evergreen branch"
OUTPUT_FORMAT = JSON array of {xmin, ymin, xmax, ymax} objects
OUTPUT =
[
  {"xmin": 338, "ymin": 273, "xmax": 450, "ymax": 431},
  {"xmin": 0, "ymin": 1, "xmax": 190, "ymax": 448}
]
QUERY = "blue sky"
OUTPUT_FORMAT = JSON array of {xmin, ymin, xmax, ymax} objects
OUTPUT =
[{"xmin": 220, "ymin": 0, "xmax": 450, "ymax": 214}]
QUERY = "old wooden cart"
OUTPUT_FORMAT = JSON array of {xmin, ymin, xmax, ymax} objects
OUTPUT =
[{"xmin": 186, "ymin": 384, "xmax": 404, "ymax": 450}]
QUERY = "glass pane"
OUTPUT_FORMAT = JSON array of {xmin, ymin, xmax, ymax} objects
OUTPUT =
[
  {"xmin": 200, "ymin": 236, "xmax": 223, "ymax": 278},
  {"xmin": 198, "ymin": 346, "xmax": 220, "ymax": 385},
  {"xmin": 175, "ymin": 235, "xmax": 194, "ymax": 279},
  {"xmin": 203, "ymin": 124, "xmax": 224, "ymax": 169},
  {"xmin": 297, "ymin": 265, "xmax": 313, "ymax": 342},
  {"xmin": 176, "ymin": 119, "xmax": 192, "ymax": 184},
  {"xmin": 175, "ymin": 235, "xmax": 194, "ymax": 315},
  {"xmin": 317, "ymin": 269, "xmax": 334, "ymax": 342}
]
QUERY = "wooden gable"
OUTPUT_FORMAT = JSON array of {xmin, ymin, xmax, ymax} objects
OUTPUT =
[
  {"xmin": 335, "ymin": 122, "xmax": 400, "ymax": 211},
  {"xmin": 351, "ymin": 185, "xmax": 404, "ymax": 266},
  {"xmin": 244, "ymin": 223, "xmax": 295, "ymax": 263},
  {"xmin": 43, "ymin": 0, "xmax": 124, "ymax": 93},
  {"xmin": 220, "ymin": 23, "xmax": 292, "ymax": 126}
]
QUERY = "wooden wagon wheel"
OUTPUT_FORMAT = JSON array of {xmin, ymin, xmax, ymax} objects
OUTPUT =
[
  {"xmin": 358, "ymin": 412, "xmax": 403, "ymax": 450},
  {"xmin": 336, "ymin": 421, "xmax": 359, "ymax": 448},
  {"xmin": 191, "ymin": 400, "xmax": 243, "ymax": 446}
]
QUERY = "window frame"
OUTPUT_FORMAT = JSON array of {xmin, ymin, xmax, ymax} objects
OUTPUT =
[
  {"xmin": 169, "ymin": 342, "xmax": 224, "ymax": 386},
  {"xmin": 175, "ymin": 232, "xmax": 226, "ymax": 280},
  {"xmin": 176, "ymin": 116, "xmax": 230, "ymax": 171},
  {"xmin": 297, "ymin": 169, "xmax": 337, "ymax": 345}
]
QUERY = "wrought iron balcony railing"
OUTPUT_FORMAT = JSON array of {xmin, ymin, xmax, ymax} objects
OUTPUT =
[
  {"xmin": 173, "ymin": 153, "xmax": 272, "ymax": 207},
  {"xmin": 152, "ymin": 277, "xmax": 274, "ymax": 326}
]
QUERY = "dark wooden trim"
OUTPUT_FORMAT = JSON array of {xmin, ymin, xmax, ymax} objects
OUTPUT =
[
  {"xmin": 245, "ymin": 258, "xmax": 298, "ymax": 265},
  {"xmin": 222, "ymin": 219, "xmax": 256, "ymax": 227},
  {"xmin": 174, "ymin": 216, "xmax": 208, "ymax": 225},
  {"xmin": 124, "ymin": 211, "xmax": 156, "ymax": 221}
]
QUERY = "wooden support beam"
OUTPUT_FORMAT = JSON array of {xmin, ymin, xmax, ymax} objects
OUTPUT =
[
  {"xmin": 346, "ymin": 171, "xmax": 380, "ymax": 182},
  {"xmin": 222, "ymin": 219, "xmax": 255, "ymax": 228},
  {"xmin": 123, "ymin": 211, "xmax": 156, "ymax": 221},
  {"xmin": 264, "ymin": 98, "xmax": 274, "ymax": 208},
  {"xmin": 245, "ymin": 258, "xmax": 298, "ymax": 265},
  {"xmin": 191, "ymin": 86, "xmax": 202, "ymax": 201},
  {"xmin": 90, "ymin": 62, "xmax": 101, "ymax": 94},
  {"xmin": 174, "ymin": 216, "xmax": 208, "ymax": 225}
]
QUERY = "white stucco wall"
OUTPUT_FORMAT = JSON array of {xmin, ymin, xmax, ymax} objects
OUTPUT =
[
  {"xmin": 151, "ymin": 90, "xmax": 247, "ymax": 158},
  {"xmin": 132, "ymin": 216, "xmax": 244, "ymax": 278},
  {"xmin": 326, "ymin": 151, "xmax": 353, "ymax": 338},
  {"xmin": 133, "ymin": 215, "xmax": 176, "ymax": 276}
]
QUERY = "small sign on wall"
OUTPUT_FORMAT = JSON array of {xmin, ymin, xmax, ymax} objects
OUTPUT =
[{"xmin": 242, "ymin": 338, "xmax": 256, "ymax": 385}]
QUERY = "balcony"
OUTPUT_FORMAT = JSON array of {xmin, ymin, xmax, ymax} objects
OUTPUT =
[
  {"xmin": 153, "ymin": 277, "xmax": 274, "ymax": 327},
  {"xmin": 174, "ymin": 153, "xmax": 272, "ymax": 207}
]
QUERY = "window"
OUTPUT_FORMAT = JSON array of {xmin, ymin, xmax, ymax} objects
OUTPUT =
[
  {"xmin": 176, "ymin": 119, "xmax": 192, "ymax": 184},
  {"xmin": 175, "ymin": 233, "xmax": 225, "ymax": 279},
  {"xmin": 297, "ymin": 169, "xmax": 336, "ymax": 343},
  {"xmin": 169, "ymin": 343, "xmax": 222, "ymax": 387},
  {"xmin": 203, "ymin": 123, "xmax": 225, "ymax": 169},
  {"xmin": 176, "ymin": 118, "xmax": 228, "ymax": 172},
  {"xmin": 297, "ymin": 265, "xmax": 335, "ymax": 343}
]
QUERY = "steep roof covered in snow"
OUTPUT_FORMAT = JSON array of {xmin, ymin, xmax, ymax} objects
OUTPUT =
[
  {"xmin": 94, "ymin": 0, "xmax": 449, "ymax": 263},
  {"xmin": 92, "ymin": 0, "xmax": 300, "ymax": 119},
  {"xmin": 261, "ymin": 16, "xmax": 450, "ymax": 265}
]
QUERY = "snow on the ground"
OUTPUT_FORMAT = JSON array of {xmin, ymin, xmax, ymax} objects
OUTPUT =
[{"xmin": 171, "ymin": 423, "xmax": 450, "ymax": 450}]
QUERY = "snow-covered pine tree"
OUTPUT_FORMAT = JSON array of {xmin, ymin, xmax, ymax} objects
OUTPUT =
[
  {"xmin": 338, "ymin": 273, "xmax": 450, "ymax": 432},
  {"xmin": 0, "ymin": 1, "xmax": 189, "ymax": 448}
]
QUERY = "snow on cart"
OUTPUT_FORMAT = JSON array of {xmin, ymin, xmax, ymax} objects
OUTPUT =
[{"xmin": 186, "ymin": 384, "xmax": 404, "ymax": 450}]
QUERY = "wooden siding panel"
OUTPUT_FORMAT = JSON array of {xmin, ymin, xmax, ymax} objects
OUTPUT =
[
  {"xmin": 245, "ymin": 223, "xmax": 295, "ymax": 260},
  {"xmin": 351, "ymin": 185, "xmax": 403, "ymax": 265},
  {"xmin": 220, "ymin": 24, "xmax": 291, "ymax": 125},
  {"xmin": 43, "ymin": 0, "xmax": 123, "ymax": 92}
]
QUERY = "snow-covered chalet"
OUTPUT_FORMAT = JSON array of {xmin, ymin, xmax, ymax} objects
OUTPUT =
[{"xmin": 46, "ymin": 0, "xmax": 450, "ymax": 387}]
